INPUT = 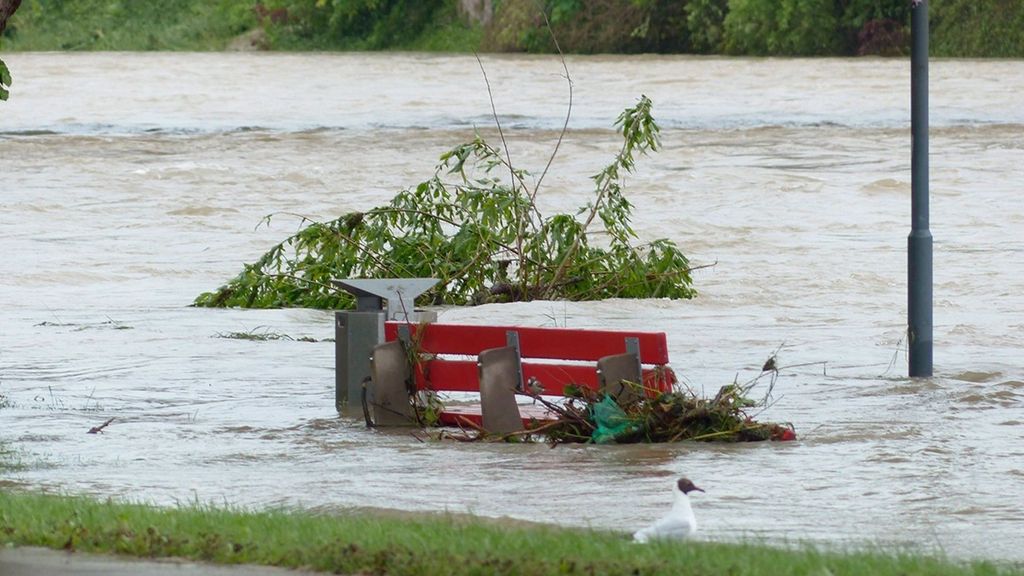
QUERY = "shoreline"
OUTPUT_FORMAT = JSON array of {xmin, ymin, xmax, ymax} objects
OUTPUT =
[{"xmin": 1, "ymin": 490, "xmax": 1019, "ymax": 575}]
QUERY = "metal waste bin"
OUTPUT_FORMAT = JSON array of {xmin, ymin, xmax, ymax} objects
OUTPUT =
[{"xmin": 332, "ymin": 278, "xmax": 438, "ymax": 413}]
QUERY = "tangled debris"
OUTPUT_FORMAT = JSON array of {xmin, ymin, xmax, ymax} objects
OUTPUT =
[
  {"xmin": 419, "ymin": 356, "xmax": 796, "ymax": 445},
  {"xmin": 534, "ymin": 379, "xmax": 795, "ymax": 444}
]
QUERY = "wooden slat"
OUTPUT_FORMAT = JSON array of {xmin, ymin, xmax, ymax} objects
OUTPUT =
[
  {"xmin": 385, "ymin": 322, "xmax": 670, "ymax": 364},
  {"xmin": 414, "ymin": 358, "xmax": 674, "ymax": 395},
  {"xmin": 438, "ymin": 404, "xmax": 556, "ymax": 429}
]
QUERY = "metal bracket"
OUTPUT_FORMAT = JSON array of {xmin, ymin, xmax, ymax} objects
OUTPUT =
[
  {"xmin": 505, "ymin": 330, "xmax": 523, "ymax": 393},
  {"xmin": 397, "ymin": 323, "xmax": 412, "ymax": 346},
  {"xmin": 625, "ymin": 336, "xmax": 642, "ymax": 378}
]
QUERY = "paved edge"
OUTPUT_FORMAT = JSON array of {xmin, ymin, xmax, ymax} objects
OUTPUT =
[{"xmin": 0, "ymin": 546, "xmax": 319, "ymax": 576}]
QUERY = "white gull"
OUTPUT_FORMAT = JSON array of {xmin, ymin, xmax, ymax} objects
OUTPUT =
[{"xmin": 633, "ymin": 477, "xmax": 703, "ymax": 543}]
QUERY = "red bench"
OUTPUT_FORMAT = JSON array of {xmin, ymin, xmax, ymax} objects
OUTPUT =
[{"xmin": 367, "ymin": 321, "xmax": 677, "ymax": 432}]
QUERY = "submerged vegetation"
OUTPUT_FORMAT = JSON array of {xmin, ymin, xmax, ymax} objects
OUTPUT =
[
  {"xmin": 213, "ymin": 327, "xmax": 325, "ymax": 342},
  {"xmin": 1, "ymin": 491, "xmax": 1017, "ymax": 576},
  {"xmin": 0, "ymin": 442, "xmax": 19, "ymax": 472},
  {"xmin": 194, "ymin": 96, "xmax": 697, "ymax": 310}
]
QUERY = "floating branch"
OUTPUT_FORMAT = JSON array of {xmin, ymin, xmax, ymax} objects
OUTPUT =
[{"xmin": 194, "ymin": 97, "xmax": 697, "ymax": 309}]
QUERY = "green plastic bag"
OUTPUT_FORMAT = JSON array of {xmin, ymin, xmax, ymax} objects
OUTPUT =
[{"xmin": 590, "ymin": 395, "xmax": 640, "ymax": 444}]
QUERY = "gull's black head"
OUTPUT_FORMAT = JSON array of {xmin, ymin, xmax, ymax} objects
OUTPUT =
[{"xmin": 677, "ymin": 477, "xmax": 704, "ymax": 494}]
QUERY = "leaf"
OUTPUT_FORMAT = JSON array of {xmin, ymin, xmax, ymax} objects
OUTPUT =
[{"xmin": 0, "ymin": 59, "xmax": 10, "ymax": 101}]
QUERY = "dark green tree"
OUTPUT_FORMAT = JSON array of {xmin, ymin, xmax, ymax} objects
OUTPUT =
[
  {"xmin": 0, "ymin": 0, "xmax": 22, "ymax": 100},
  {"xmin": 723, "ymin": 0, "xmax": 845, "ymax": 56},
  {"xmin": 262, "ymin": 0, "xmax": 451, "ymax": 50}
]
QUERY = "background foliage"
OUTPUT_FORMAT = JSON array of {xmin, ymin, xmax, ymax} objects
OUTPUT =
[
  {"xmin": 930, "ymin": 0, "xmax": 1024, "ymax": 58},
  {"xmin": 3, "ymin": 0, "xmax": 1023, "ymax": 56},
  {"xmin": 481, "ymin": 0, "xmax": 1020, "ymax": 56},
  {"xmin": 724, "ymin": 0, "xmax": 844, "ymax": 56},
  {"xmin": 259, "ymin": 0, "xmax": 481, "ymax": 51}
]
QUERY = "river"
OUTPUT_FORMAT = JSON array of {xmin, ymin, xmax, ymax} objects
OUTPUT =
[{"xmin": 1, "ymin": 52, "xmax": 1022, "ymax": 561}]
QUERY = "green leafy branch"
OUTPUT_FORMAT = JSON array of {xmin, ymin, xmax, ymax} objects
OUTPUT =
[{"xmin": 195, "ymin": 96, "xmax": 696, "ymax": 310}]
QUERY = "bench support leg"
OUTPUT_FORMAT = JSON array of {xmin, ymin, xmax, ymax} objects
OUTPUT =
[
  {"xmin": 369, "ymin": 340, "xmax": 417, "ymax": 426},
  {"xmin": 597, "ymin": 337, "xmax": 643, "ymax": 404},
  {"xmin": 478, "ymin": 345, "xmax": 525, "ymax": 435}
]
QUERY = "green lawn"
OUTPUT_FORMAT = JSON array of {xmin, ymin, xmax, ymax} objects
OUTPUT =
[
  {"xmin": 0, "ymin": 491, "xmax": 1017, "ymax": 576},
  {"xmin": 2, "ymin": 0, "xmax": 257, "ymax": 51}
]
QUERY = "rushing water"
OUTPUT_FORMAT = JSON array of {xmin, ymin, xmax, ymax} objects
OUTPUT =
[{"xmin": 2, "ymin": 52, "xmax": 1023, "ymax": 562}]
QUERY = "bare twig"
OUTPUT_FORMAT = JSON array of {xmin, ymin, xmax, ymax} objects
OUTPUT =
[
  {"xmin": 261, "ymin": 272, "xmax": 344, "ymax": 296},
  {"xmin": 496, "ymin": 418, "xmax": 575, "ymax": 443},
  {"xmin": 473, "ymin": 52, "xmax": 539, "ymax": 298},
  {"xmin": 454, "ymin": 415, "xmax": 488, "ymax": 436},
  {"xmin": 473, "ymin": 52, "xmax": 517, "ymax": 194},
  {"xmin": 779, "ymin": 360, "xmax": 829, "ymax": 373},
  {"xmin": 532, "ymin": 4, "xmax": 574, "ymax": 204},
  {"xmin": 87, "ymin": 418, "xmax": 114, "ymax": 434},
  {"xmin": 255, "ymin": 211, "xmax": 320, "ymax": 231},
  {"xmin": 882, "ymin": 331, "xmax": 907, "ymax": 376}
]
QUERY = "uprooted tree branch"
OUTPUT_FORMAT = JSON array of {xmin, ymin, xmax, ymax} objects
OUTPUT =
[{"xmin": 194, "ymin": 95, "xmax": 698, "ymax": 310}]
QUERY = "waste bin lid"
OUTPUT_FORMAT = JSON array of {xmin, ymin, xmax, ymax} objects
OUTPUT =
[{"xmin": 331, "ymin": 278, "xmax": 439, "ymax": 319}]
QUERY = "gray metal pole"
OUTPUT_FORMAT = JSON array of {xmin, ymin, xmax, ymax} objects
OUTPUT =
[{"xmin": 908, "ymin": 0, "xmax": 933, "ymax": 377}]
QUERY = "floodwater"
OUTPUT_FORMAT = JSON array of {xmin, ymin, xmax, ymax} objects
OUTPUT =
[{"xmin": 2, "ymin": 52, "xmax": 1023, "ymax": 562}]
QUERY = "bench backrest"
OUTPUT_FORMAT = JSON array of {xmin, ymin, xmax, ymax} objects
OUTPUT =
[{"xmin": 383, "ymin": 322, "xmax": 675, "ymax": 395}]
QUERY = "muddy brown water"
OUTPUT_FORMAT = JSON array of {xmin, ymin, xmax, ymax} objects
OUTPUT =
[{"xmin": 1, "ymin": 52, "xmax": 1023, "ymax": 561}]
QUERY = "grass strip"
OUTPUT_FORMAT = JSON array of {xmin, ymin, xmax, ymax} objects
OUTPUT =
[{"xmin": 0, "ymin": 490, "xmax": 1017, "ymax": 576}]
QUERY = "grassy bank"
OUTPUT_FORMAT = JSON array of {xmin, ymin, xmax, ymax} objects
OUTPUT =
[
  {"xmin": 0, "ymin": 491, "xmax": 1017, "ymax": 576},
  {"xmin": 0, "ymin": 0, "xmax": 478, "ymax": 52},
  {"xmin": 1, "ymin": 0, "xmax": 257, "ymax": 51}
]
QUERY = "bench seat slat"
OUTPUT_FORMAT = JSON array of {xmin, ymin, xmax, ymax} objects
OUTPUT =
[
  {"xmin": 438, "ymin": 403, "xmax": 554, "ymax": 429},
  {"xmin": 416, "ymin": 358, "xmax": 674, "ymax": 394},
  {"xmin": 385, "ymin": 322, "xmax": 670, "ymax": 364}
]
